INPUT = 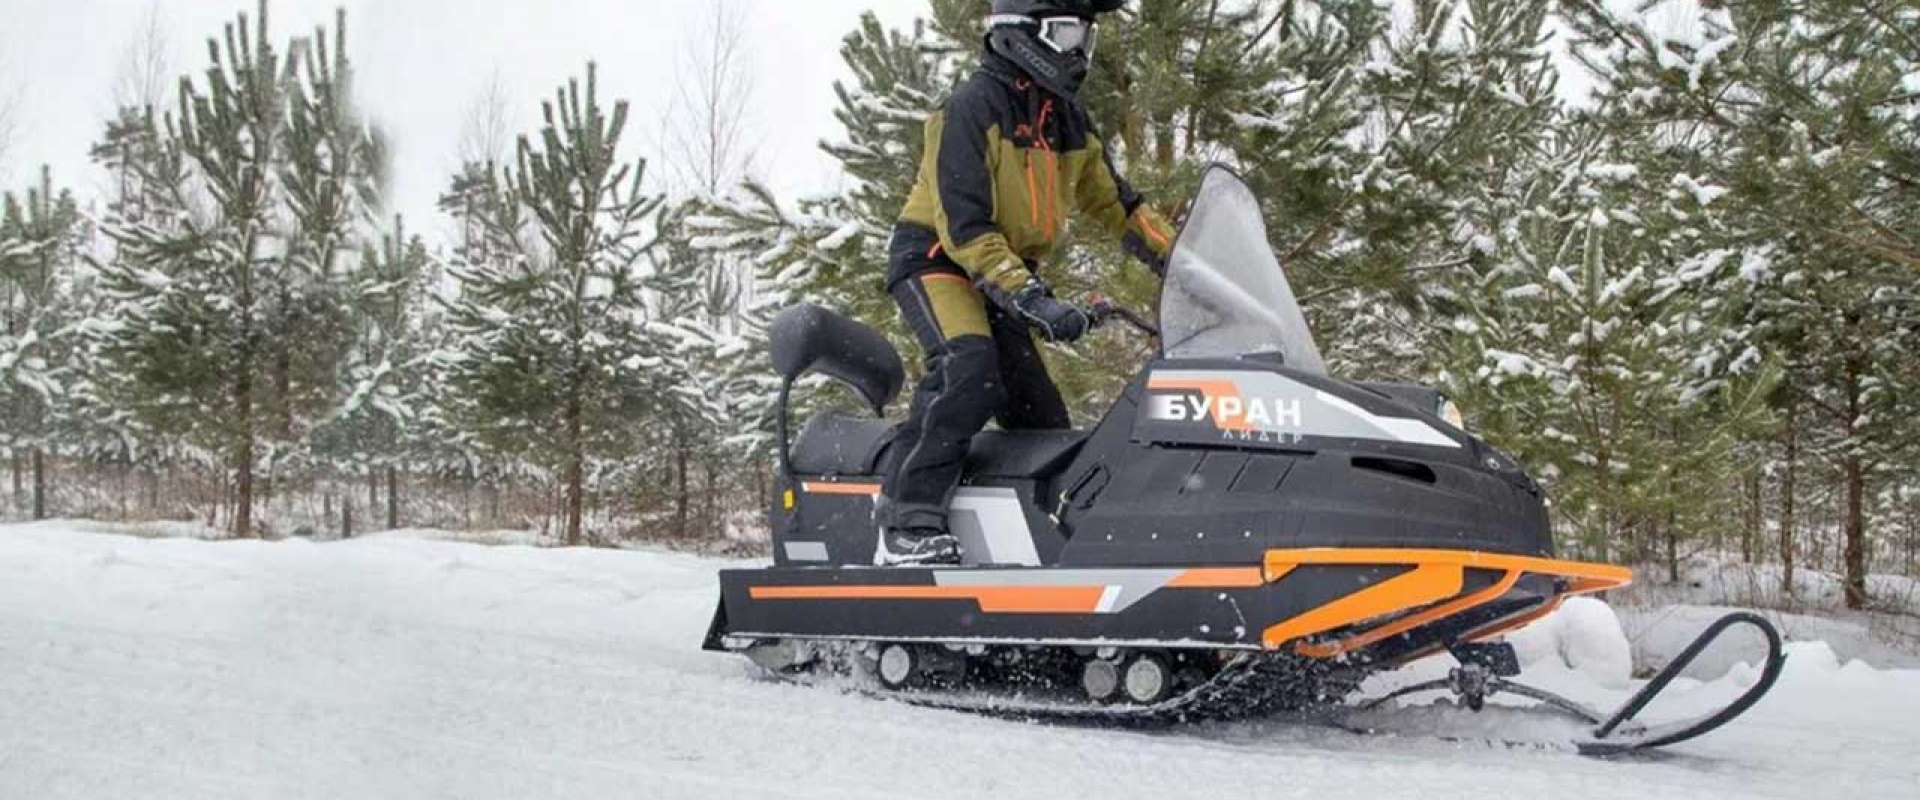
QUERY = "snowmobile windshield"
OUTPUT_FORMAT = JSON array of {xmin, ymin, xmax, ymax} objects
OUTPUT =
[{"xmin": 1158, "ymin": 168, "xmax": 1327, "ymax": 373}]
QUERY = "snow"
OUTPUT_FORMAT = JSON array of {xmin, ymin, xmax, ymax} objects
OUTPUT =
[
  {"xmin": 4, "ymin": 522, "xmax": 1920, "ymax": 799},
  {"xmin": 1507, "ymin": 597, "xmax": 1634, "ymax": 689}
]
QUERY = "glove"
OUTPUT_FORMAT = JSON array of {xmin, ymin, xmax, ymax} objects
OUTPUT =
[
  {"xmin": 1123, "ymin": 231, "xmax": 1168, "ymax": 278},
  {"xmin": 988, "ymin": 278, "xmax": 1091, "ymax": 343}
]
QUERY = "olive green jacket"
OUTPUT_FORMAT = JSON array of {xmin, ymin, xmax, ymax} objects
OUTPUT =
[{"xmin": 898, "ymin": 60, "xmax": 1174, "ymax": 293}]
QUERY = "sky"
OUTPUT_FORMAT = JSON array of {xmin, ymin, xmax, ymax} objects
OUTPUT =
[{"xmin": 0, "ymin": 0, "xmax": 922, "ymax": 244}]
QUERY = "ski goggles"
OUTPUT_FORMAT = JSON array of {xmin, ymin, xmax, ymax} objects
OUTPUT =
[{"xmin": 1037, "ymin": 16, "xmax": 1097, "ymax": 57}]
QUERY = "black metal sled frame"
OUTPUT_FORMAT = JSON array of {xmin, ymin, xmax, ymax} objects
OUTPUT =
[{"xmin": 1357, "ymin": 611, "xmax": 1788, "ymax": 756}]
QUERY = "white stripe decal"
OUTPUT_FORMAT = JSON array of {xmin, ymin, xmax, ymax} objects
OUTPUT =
[
  {"xmin": 1314, "ymin": 390, "xmax": 1461, "ymax": 448},
  {"xmin": 949, "ymin": 487, "xmax": 1042, "ymax": 567},
  {"xmin": 1096, "ymin": 585, "xmax": 1123, "ymax": 613}
]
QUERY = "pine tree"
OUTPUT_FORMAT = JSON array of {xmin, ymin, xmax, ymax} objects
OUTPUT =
[
  {"xmin": 0, "ymin": 166, "xmax": 87, "ymax": 519},
  {"xmin": 439, "ymin": 64, "xmax": 667, "ymax": 546},
  {"xmin": 91, "ymin": 2, "xmax": 382, "ymax": 537},
  {"xmin": 311, "ymin": 216, "xmax": 433, "ymax": 533},
  {"xmin": 1561, "ymin": 0, "xmax": 1920, "ymax": 604}
]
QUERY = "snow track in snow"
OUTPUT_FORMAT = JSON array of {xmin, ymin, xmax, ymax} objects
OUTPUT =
[{"xmin": 2, "ymin": 522, "xmax": 1916, "ymax": 799}]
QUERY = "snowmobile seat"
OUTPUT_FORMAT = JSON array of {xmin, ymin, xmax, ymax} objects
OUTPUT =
[
  {"xmin": 963, "ymin": 429, "xmax": 1087, "ymax": 478},
  {"xmin": 790, "ymin": 412, "xmax": 1087, "ymax": 479},
  {"xmin": 790, "ymin": 413, "xmax": 897, "ymax": 476}
]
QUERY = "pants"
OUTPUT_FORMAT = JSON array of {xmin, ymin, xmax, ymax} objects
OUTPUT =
[{"xmin": 876, "ymin": 227, "xmax": 1068, "ymax": 532}]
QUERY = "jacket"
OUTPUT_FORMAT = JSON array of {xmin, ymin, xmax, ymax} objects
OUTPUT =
[{"xmin": 893, "ymin": 55, "xmax": 1175, "ymax": 292}]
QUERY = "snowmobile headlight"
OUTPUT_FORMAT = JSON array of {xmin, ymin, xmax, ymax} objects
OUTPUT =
[{"xmin": 1440, "ymin": 399, "xmax": 1466, "ymax": 430}]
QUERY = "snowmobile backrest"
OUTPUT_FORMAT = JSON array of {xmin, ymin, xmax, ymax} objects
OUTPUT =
[{"xmin": 770, "ymin": 303, "xmax": 905, "ymax": 416}]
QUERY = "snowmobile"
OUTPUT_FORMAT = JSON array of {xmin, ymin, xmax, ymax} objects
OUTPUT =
[{"xmin": 703, "ymin": 166, "xmax": 1785, "ymax": 755}]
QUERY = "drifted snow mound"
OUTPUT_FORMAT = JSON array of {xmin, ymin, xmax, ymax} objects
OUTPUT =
[{"xmin": 1506, "ymin": 597, "xmax": 1633, "ymax": 689}]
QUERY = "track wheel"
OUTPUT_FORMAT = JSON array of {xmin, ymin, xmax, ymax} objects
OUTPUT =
[
  {"xmin": 876, "ymin": 644, "xmax": 919, "ymax": 690},
  {"xmin": 1122, "ymin": 654, "xmax": 1174, "ymax": 705},
  {"xmin": 1081, "ymin": 657, "xmax": 1121, "ymax": 702}
]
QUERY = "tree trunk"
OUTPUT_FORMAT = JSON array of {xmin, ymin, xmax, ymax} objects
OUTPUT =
[
  {"xmin": 564, "ymin": 400, "xmax": 584, "ymax": 547},
  {"xmin": 1780, "ymin": 426, "xmax": 1798, "ymax": 600},
  {"xmin": 1842, "ymin": 348, "xmax": 1869, "ymax": 610},
  {"xmin": 10, "ymin": 452, "xmax": 21, "ymax": 513},
  {"xmin": 1665, "ymin": 508, "xmax": 1679, "ymax": 584},
  {"xmin": 674, "ymin": 443, "xmax": 690, "ymax": 541},
  {"xmin": 233, "ymin": 368, "xmax": 255, "ymax": 537},
  {"xmin": 1842, "ymin": 455, "xmax": 1867, "ymax": 609},
  {"xmin": 341, "ymin": 489, "xmax": 354, "ymax": 540},
  {"xmin": 387, "ymin": 466, "xmax": 400, "ymax": 530},
  {"xmin": 31, "ymin": 448, "xmax": 46, "ymax": 521},
  {"xmin": 1742, "ymin": 469, "xmax": 1760, "ymax": 563}
]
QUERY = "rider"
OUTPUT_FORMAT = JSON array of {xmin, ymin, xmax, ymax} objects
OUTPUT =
[{"xmin": 875, "ymin": 0, "xmax": 1177, "ymax": 565}]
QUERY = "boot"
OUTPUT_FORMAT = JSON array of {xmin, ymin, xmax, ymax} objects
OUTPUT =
[{"xmin": 875, "ymin": 527, "xmax": 963, "ymax": 567}]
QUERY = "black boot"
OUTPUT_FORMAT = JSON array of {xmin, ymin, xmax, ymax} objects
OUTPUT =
[{"xmin": 876, "ymin": 527, "xmax": 963, "ymax": 567}]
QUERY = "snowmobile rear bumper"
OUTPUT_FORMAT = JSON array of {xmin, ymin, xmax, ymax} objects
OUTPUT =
[{"xmin": 707, "ymin": 548, "xmax": 1630, "ymax": 661}]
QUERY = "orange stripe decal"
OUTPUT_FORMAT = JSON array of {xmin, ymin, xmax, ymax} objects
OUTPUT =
[
  {"xmin": 1263, "ymin": 562, "xmax": 1464, "ymax": 649},
  {"xmin": 749, "ymin": 584, "xmax": 1106, "ymax": 614},
  {"xmin": 1259, "ymin": 548, "xmax": 1631, "ymax": 654},
  {"xmin": 1294, "ymin": 569, "xmax": 1523, "ymax": 658},
  {"xmin": 1261, "ymin": 548, "xmax": 1632, "ymax": 591},
  {"xmin": 1168, "ymin": 567, "xmax": 1267, "ymax": 588},
  {"xmin": 800, "ymin": 482, "xmax": 882, "ymax": 497}
]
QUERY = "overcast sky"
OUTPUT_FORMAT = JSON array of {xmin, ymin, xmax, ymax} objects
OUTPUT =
[{"xmin": 0, "ymin": 0, "xmax": 921, "ymax": 243}]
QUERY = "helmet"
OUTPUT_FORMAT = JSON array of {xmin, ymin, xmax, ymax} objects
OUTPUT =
[
  {"xmin": 989, "ymin": 0, "xmax": 1125, "ymax": 16},
  {"xmin": 986, "ymin": 0, "xmax": 1125, "ymax": 100}
]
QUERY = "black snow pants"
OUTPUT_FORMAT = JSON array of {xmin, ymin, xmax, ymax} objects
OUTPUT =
[{"xmin": 876, "ymin": 224, "xmax": 1069, "ymax": 532}]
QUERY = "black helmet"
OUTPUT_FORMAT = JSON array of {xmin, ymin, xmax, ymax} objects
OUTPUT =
[
  {"xmin": 989, "ymin": 0, "xmax": 1125, "ymax": 16},
  {"xmin": 986, "ymin": 0, "xmax": 1125, "ymax": 100}
]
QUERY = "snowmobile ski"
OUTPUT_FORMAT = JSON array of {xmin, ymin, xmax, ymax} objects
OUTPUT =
[{"xmin": 1350, "ymin": 612, "xmax": 1787, "ymax": 755}]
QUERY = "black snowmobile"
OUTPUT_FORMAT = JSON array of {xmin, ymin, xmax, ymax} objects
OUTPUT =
[{"xmin": 705, "ymin": 167, "xmax": 1785, "ymax": 755}]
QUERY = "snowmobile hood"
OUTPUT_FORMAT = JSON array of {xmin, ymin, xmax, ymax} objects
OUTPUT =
[{"xmin": 1159, "ymin": 167, "xmax": 1327, "ymax": 373}]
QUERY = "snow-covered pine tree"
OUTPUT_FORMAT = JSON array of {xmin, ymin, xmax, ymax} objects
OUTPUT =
[
  {"xmin": 438, "ymin": 64, "xmax": 667, "ymax": 546},
  {"xmin": 1225, "ymin": 1, "xmax": 1563, "ymax": 379},
  {"xmin": 1437, "ymin": 116, "xmax": 1776, "ymax": 565},
  {"xmin": 0, "ymin": 166, "xmax": 87, "ymax": 520},
  {"xmin": 1561, "ymin": 0, "xmax": 1920, "ymax": 605},
  {"xmin": 310, "ymin": 216, "xmax": 432, "ymax": 534},
  {"xmin": 90, "ymin": 2, "xmax": 382, "ymax": 537}
]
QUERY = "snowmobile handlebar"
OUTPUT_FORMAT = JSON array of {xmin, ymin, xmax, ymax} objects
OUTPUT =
[{"xmin": 1085, "ymin": 294, "xmax": 1159, "ymax": 339}]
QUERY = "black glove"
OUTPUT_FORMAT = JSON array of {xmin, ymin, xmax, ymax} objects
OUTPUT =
[
  {"xmin": 988, "ymin": 278, "xmax": 1091, "ymax": 343},
  {"xmin": 1123, "ymin": 231, "xmax": 1168, "ymax": 278}
]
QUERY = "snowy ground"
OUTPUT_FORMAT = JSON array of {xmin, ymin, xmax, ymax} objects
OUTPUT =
[{"xmin": 3, "ymin": 522, "xmax": 1917, "ymax": 799}]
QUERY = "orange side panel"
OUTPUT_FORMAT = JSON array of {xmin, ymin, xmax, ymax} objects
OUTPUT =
[
  {"xmin": 1294, "ymin": 569, "xmax": 1522, "ymax": 658},
  {"xmin": 1262, "ymin": 548, "xmax": 1631, "ymax": 594},
  {"xmin": 1261, "ymin": 563, "xmax": 1465, "ymax": 649},
  {"xmin": 1260, "ymin": 548, "xmax": 1628, "ymax": 655}
]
